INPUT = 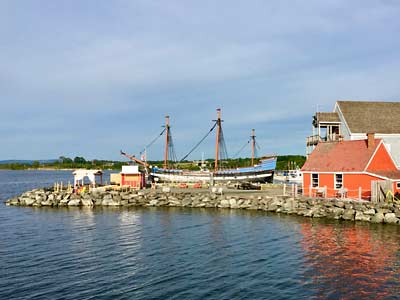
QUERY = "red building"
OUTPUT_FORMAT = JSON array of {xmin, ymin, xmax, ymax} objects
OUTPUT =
[
  {"xmin": 302, "ymin": 133, "xmax": 400, "ymax": 200},
  {"xmin": 120, "ymin": 165, "xmax": 144, "ymax": 189}
]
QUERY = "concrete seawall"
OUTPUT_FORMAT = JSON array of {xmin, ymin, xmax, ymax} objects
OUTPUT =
[{"xmin": 5, "ymin": 188, "xmax": 400, "ymax": 225}]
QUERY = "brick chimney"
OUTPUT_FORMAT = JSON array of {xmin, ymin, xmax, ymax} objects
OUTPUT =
[{"xmin": 367, "ymin": 133, "xmax": 375, "ymax": 149}]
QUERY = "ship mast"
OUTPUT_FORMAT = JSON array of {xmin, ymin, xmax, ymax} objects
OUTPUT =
[
  {"xmin": 251, "ymin": 128, "xmax": 256, "ymax": 166},
  {"xmin": 214, "ymin": 109, "xmax": 221, "ymax": 172},
  {"xmin": 163, "ymin": 115, "xmax": 170, "ymax": 169}
]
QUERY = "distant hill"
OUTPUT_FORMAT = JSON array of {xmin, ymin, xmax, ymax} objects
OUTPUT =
[{"xmin": 0, "ymin": 159, "xmax": 58, "ymax": 165}]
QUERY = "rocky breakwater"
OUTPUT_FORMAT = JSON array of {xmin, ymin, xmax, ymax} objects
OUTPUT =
[{"xmin": 5, "ymin": 188, "xmax": 400, "ymax": 225}]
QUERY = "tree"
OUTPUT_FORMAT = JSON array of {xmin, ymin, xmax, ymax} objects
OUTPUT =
[
  {"xmin": 32, "ymin": 161, "xmax": 40, "ymax": 168},
  {"xmin": 59, "ymin": 156, "xmax": 73, "ymax": 164},
  {"xmin": 73, "ymin": 156, "xmax": 86, "ymax": 164}
]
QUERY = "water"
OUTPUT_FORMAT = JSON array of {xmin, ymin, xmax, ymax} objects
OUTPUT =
[{"xmin": 1, "ymin": 170, "xmax": 400, "ymax": 299}]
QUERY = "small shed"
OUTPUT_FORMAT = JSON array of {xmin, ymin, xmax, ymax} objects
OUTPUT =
[
  {"xmin": 302, "ymin": 134, "xmax": 400, "ymax": 201},
  {"xmin": 121, "ymin": 165, "xmax": 144, "ymax": 188},
  {"xmin": 73, "ymin": 169, "xmax": 103, "ymax": 187}
]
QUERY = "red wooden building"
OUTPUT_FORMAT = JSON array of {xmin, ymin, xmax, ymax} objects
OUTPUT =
[
  {"xmin": 120, "ymin": 165, "xmax": 144, "ymax": 189},
  {"xmin": 302, "ymin": 133, "xmax": 400, "ymax": 200}
]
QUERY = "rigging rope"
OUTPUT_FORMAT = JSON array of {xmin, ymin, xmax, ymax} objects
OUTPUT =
[
  {"xmin": 168, "ymin": 128, "xmax": 178, "ymax": 163},
  {"xmin": 179, "ymin": 122, "xmax": 218, "ymax": 162},
  {"xmin": 217, "ymin": 126, "xmax": 229, "ymax": 168},
  {"xmin": 233, "ymin": 140, "xmax": 250, "ymax": 158},
  {"xmin": 140, "ymin": 128, "xmax": 166, "ymax": 155}
]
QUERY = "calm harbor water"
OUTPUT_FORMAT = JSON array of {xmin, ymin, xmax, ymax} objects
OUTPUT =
[{"xmin": 1, "ymin": 170, "xmax": 400, "ymax": 299}]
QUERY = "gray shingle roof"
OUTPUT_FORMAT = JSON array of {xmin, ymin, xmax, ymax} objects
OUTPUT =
[
  {"xmin": 316, "ymin": 112, "xmax": 340, "ymax": 123},
  {"xmin": 337, "ymin": 100, "xmax": 400, "ymax": 134}
]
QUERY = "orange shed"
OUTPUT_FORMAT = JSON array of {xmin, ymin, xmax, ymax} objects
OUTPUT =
[
  {"xmin": 120, "ymin": 165, "xmax": 144, "ymax": 189},
  {"xmin": 301, "ymin": 134, "xmax": 400, "ymax": 200}
]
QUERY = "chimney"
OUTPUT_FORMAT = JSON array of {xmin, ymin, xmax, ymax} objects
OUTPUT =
[{"xmin": 367, "ymin": 133, "xmax": 375, "ymax": 149}]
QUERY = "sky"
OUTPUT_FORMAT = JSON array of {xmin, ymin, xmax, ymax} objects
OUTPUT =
[{"xmin": 1, "ymin": 0, "xmax": 400, "ymax": 161}]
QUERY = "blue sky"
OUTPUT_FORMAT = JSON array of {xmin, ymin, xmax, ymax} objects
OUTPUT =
[{"xmin": 1, "ymin": 0, "xmax": 400, "ymax": 161}]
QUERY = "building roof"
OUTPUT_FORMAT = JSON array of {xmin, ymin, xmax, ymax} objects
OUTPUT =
[
  {"xmin": 315, "ymin": 112, "xmax": 340, "ymax": 123},
  {"xmin": 302, "ymin": 139, "xmax": 381, "ymax": 172},
  {"xmin": 337, "ymin": 101, "xmax": 400, "ymax": 134},
  {"xmin": 372, "ymin": 170, "xmax": 400, "ymax": 180}
]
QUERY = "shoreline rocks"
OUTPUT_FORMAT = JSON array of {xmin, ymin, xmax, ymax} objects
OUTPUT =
[{"xmin": 5, "ymin": 188, "xmax": 400, "ymax": 225}]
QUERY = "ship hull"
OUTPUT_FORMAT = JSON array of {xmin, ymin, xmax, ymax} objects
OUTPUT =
[
  {"xmin": 151, "ymin": 170, "xmax": 274, "ymax": 184},
  {"xmin": 151, "ymin": 157, "xmax": 276, "ymax": 184}
]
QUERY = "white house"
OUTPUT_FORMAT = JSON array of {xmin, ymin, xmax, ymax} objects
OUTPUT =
[{"xmin": 307, "ymin": 100, "xmax": 400, "ymax": 167}]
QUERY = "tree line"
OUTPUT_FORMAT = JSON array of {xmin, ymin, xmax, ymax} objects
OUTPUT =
[{"xmin": 0, "ymin": 155, "xmax": 306, "ymax": 171}]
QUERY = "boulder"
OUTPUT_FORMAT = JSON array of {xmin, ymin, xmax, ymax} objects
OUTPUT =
[
  {"xmin": 229, "ymin": 198, "xmax": 237, "ymax": 208},
  {"xmin": 327, "ymin": 207, "xmax": 344, "ymax": 219},
  {"xmin": 342, "ymin": 209, "xmax": 355, "ymax": 221},
  {"xmin": 370, "ymin": 212, "xmax": 385, "ymax": 223},
  {"xmin": 41, "ymin": 200, "xmax": 54, "ymax": 206},
  {"xmin": 355, "ymin": 211, "xmax": 371, "ymax": 222},
  {"xmin": 363, "ymin": 208, "xmax": 376, "ymax": 215},
  {"xmin": 219, "ymin": 199, "xmax": 230, "ymax": 208},
  {"xmin": 25, "ymin": 198, "xmax": 36, "ymax": 206},
  {"xmin": 81, "ymin": 199, "xmax": 94, "ymax": 207},
  {"xmin": 303, "ymin": 209, "xmax": 313, "ymax": 217},
  {"xmin": 384, "ymin": 213, "xmax": 399, "ymax": 224},
  {"xmin": 335, "ymin": 201, "xmax": 345, "ymax": 208},
  {"xmin": 58, "ymin": 198, "xmax": 69, "ymax": 206},
  {"xmin": 344, "ymin": 203, "xmax": 353, "ymax": 209},
  {"xmin": 313, "ymin": 208, "xmax": 327, "ymax": 218},
  {"xmin": 7, "ymin": 198, "xmax": 19, "ymax": 206},
  {"xmin": 102, "ymin": 198, "xmax": 121, "ymax": 206},
  {"xmin": 182, "ymin": 198, "xmax": 192, "ymax": 207},
  {"xmin": 267, "ymin": 202, "xmax": 279, "ymax": 212},
  {"xmin": 377, "ymin": 208, "xmax": 391, "ymax": 214},
  {"xmin": 148, "ymin": 200, "xmax": 159, "ymax": 206},
  {"xmin": 68, "ymin": 199, "xmax": 81, "ymax": 206}
]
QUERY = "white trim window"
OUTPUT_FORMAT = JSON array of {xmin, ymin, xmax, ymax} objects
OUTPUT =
[
  {"xmin": 312, "ymin": 173, "xmax": 319, "ymax": 187},
  {"xmin": 335, "ymin": 173, "xmax": 343, "ymax": 189}
]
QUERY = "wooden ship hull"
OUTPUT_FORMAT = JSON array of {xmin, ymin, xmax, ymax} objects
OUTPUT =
[{"xmin": 151, "ymin": 157, "xmax": 276, "ymax": 184}]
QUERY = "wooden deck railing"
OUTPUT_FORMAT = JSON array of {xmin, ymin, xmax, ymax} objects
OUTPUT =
[{"xmin": 306, "ymin": 134, "xmax": 342, "ymax": 146}]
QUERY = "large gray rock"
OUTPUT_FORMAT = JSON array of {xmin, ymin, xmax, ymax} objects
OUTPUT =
[
  {"xmin": 371, "ymin": 212, "xmax": 385, "ymax": 223},
  {"xmin": 59, "ymin": 197, "xmax": 70, "ymax": 206},
  {"xmin": 41, "ymin": 200, "xmax": 54, "ymax": 206},
  {"xmin": 377, "ymin": 208, "xmax": 391, "ymax": 214},
  {"xmin": 266, "ymin": 200, "xmax": 280, "ymax": 211},
  {"xmin": 229, "ymin": 198, "xmax": 237, "ymax": 208},
  {"xmin": 303, "ymin": 209, "xmax": 313, "ymax": 217},
  {"xmin": 25, "ymin": 198, "xmax": 36, "ymax": 206},
  {"xmin": 181, "ymin": 198, "xmax": 192, "ymax": 207},
  {"xmin": 328, "ymin": 207, "xmax": 344, "ymax": 219},
  {"xmin": 313, "ymin": 208, "xmax": 327, "ymax": 218},
  {"xmin": 68, "ymin": 199, "xmax": 81, "ymax": 206},
  {"xmin": 81, "ymin": 199, "xmax": 94, "ymax": 207},
  {"xmin": 102, "ymin": 198, "xmax": 121, "ymax": 206},
  {"xmin": 355, "ymin": 211, "xmax": 371, "ymax": 222},
  {"xmin": 342, "ymin": 209, "xmax": 355, "ymax": 220},
  {"xmin": 363, "ymin": 208, "xmax": 376, "ymax": 215},
  {"xmin": 7, "ymin": 198, "xmax": 20, "ymax": 206},
  {"xmin": 335, "ymin": 201, "xmax": 345, "ymax": 208},
  {"xmin": 219, "ymin": 199, "xmax": 230, "ymax": 208},
  {"xmin": 384, "ymin": 213, "xmax": 399, "ymax": 224},
  {"xmin": 148, "ymin": 200, "xmax": 159, "ymax": 206}
]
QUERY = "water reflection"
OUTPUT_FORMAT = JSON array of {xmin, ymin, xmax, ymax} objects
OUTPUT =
[{"xmin": 300, "ymin": 220, "xmax": 400, "ymax": 299}]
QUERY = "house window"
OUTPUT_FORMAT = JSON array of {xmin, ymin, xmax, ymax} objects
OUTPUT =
[
  {"xmin": 312, "ymin": 173, "xmax": 319, "ymax": 187},
  {"xmin": 396, "ymin": 182, "xmax": 400, "ymax": 189},
  {"xmin": 335, "ymin": 174, "xmax": 343, "ymax": 189}
]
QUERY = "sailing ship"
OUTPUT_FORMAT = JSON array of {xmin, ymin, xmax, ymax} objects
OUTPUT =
[{"xmin": 147, "ymin": 109, "xmax": 277, "ymax": 184}]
